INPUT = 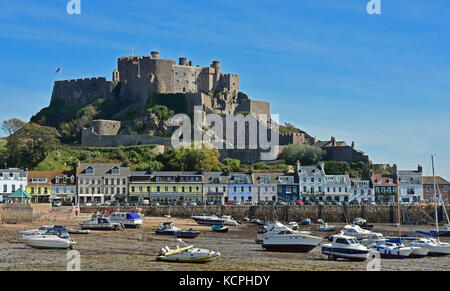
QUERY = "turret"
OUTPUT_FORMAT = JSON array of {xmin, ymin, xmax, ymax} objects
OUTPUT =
[
  {"xmin": 179, "ymin": 57, "xmax": 187, "ymax": 66},
  {"xmin": 151, "ymin": 51, "xmax": 159, "ymax": 59}
]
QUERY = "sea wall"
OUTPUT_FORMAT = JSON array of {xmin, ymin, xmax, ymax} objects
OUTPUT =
[
  {"xmin": 79, "ymin": 205, "xmax": 450, "ymax": 225},
  {"xmin": 0, "ymin": 204, "xmax": 52, "ymax": 224}
]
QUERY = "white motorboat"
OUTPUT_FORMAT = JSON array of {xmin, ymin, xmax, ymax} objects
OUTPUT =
[
  {"xmin": 156, "ymin": 241, "xmax": 220, "ymax": 263},
  {"xmin": 388, "ymin": 237, "xmax": 443, "ymax": 257},
  {"xmin": 369, "ymin": 242, "xmax": 412, "ymax": 259},
  {"xmin": 25, "ymin": 228, "xmax": 75, "ymax": 249},
  {"xmin": 109, "ymin": 212, "xmax": 143, "ymax": 228},
  {"xmin": 192, "ymin": 214, "xmax": 238, "ymax": 226},
  {"xmin": 322, "ymin": 234, "xmax": 370, "ymax": 261},
  {"xmin": 341, "ymin": 225, "xmax": 371, "ymax": 240},
  {"xmin": 262, "ymin": 227, "xmax": 322, "ymax": 252},
  {"xmin": 79, "ymin": 217, "xmax": 124, "ymax": 230},
  {"xmin": 256, "ymin": 221, "xmax": 301, "ymax": 244},
  {"xmin": 317, "ymin": 223, "xmax": 337, "ymax": 232},
  {"xmin": 361, "ymin": 232, "xmax": 387, "ymax": 246}
]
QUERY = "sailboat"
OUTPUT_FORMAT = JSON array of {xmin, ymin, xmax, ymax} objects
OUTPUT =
[{"xmin": 430, "ymin": 182, "xmax": 450, "ymax": 237}]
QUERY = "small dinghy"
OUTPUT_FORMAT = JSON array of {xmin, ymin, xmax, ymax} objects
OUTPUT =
[
  {"xmin": 300, "ymin": 218, "xmax": 311, "ymax": 225},
  {"xmin": 317, "ymin": 223, "xmax": 337, "ymax": 232},
  {"xmin": 212, "ymin": 225, "xmax": 229, "ymax": 233},
  {"xmin": 67, "ymin": 229, "xmax": 90, "ymax": 234},
  {"xmin": 155, "ymin": 222, "xmax": 200, "ymax": 239}
]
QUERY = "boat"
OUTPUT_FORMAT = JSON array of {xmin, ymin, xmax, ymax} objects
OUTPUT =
[
  {"xmin": 361, "ymin": 232, "xmax": 387, "ymax": 246},
  {"xmin": 156, "ymin": 242, "xmax": 220, "ymax": 263},
  {"xmin": 255, "ymin": 221, "xmax": 294, "ymax": 244},
  {"xmin": 321, "ymin": 234, "xmax": 369, "ymax": 261},
  {"xmin": 191, "ymin": 214, "xmax": 238, "ymax": 226},
  {"xmin": 341, "ymin": 224, "xmax": 371, "ymax": 240},
  {"xmin": 317, "ymin": 219, "xmax": 324, "ymax": 224},
  {"xmin": 369, "ymin": 242, "xmax": 412, "ymax": 259},
  {"xmin": 288, "ymin": 222, "xmax": 299, "ymax": 230},
  {"xmin": 386, "ymin": 237, "xmax": 430, "ymax": 258},
  {"xmin": 79, "ymin": 217, "xmax": 124, "ymax": 230},
  {"xmin": 212, "ymin": 224, "xmax": 229, "ymax": 233},
  {"xmin": 155, "ymin": 222, "xmax": 200, "ymax": 239},
  {"xmin": 432, "ymin": 225, "xmax": 450, "ymax": 237},
  {"xmin": 67, "ymin": 229, "xmax": 90, "ymax": 234},
  {"xmin": 261, "ymin": 226, "xmax": 322, "ymax": 252},
  {"xmin": 317, "ymin": 223, "xmax": 337, "ymax": 232},
  {"xmin": 300, "ymin": 218, "xmax": 311, "ymax": 225},
  {"xmin": 352, "ymin": 217, "xmax": 374, "ymax": 230},
  {"xmin": 25, "ymin": 228, "xmax": 75, "ymax": 249},
  {"xmin": 109, "ymin": 212, "xmax": 143, "ymax": 228}
]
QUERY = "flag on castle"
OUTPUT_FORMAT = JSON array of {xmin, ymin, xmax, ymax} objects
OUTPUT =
[{"xmin": 55, "ymin": 67, "xmax": 61, "ymax": 73}]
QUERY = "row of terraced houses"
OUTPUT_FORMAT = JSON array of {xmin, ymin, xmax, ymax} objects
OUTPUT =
[{"xmin": 1, "ymin": 162, "xmax": 449, "ymax": 205}]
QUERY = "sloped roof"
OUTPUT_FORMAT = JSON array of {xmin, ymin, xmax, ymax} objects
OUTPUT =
[
  {"xmin": 9, "ymin": 189, "xmax": 32, "ymax": 198},
  {"xmin": 423, "ymin": 176, "xmax": 450, "ymax": 185},
  {"xmin": 371, "ymin": 173, "xmax": 396, "ymax": 186}
]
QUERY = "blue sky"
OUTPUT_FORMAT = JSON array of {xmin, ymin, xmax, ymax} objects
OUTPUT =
[{"xmin": 0, "ymin": 0, "xmax": 449, "ymax": 179}]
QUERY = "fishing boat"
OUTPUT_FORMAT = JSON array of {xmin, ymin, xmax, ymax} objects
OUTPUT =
[
  {"xmin": 25, "ymin": 228, "xmax": 75, "ymax": 249},
  {"xmin": 341, "ymin": 224, "xmax": 371, "ymax": 240},
  {"xmin": 109, "ymin": 212, "xmax": 143, "ymax": 228},
  {"xmin": 191, "ymin": 214, "xmax": 239, "ymax": 226},
  {"xmin": 317, "ymin": 223, "xmax": 337, "ymax": 232},
  {"xmin": 369, "ymin": 242, "xmax": 412, "ymax": 259},
  {"xmin": 321, "ymin": 234, "xmax": 369, "ymax": 261},
  {"xmin": 156, "ymin": 241, "xmax": 220, "ymax": 263},
  {"xmin": 212, "ymin": 224, "xmax": 229, "ymax": 233},
  {"xmin": 261, "ymin": 227, "xmax": 322, "ymax": 252},
  {"xmin": 155, "ymin": 222, "xmax": 200, "ymax": 239},
  {"xmin": 79, "ymin": 217, "xmax": 124, "ymax": 230},
  {"xmin": 300, "ymin": 218, "xmax": 311, "ymax": 225}
]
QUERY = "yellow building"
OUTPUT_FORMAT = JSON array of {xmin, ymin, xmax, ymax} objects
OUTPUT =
[
  {"xmin": 129, "ymin": 171, "xmax": 203, "ymax": 203},
  {"xmin": 27, "ymin": 171, "xmax": 53, "ymax": 203}
]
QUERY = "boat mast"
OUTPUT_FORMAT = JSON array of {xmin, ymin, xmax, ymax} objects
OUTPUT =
[
  {"xmin": 432, "ymin": 155, "xmax": 440, "ymax": 241},
  {"xmin": 396, "ymin": 180, "xmax": 402, "ymax": 238}
]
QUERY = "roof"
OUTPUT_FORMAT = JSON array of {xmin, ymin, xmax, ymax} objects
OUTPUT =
[
  {"xmin": 202, "ymin": 172, "xmax": 231, "ymax": 184},
  {"xmin": 8, "ymin": 189, "xmax": 32, "ymax": 198},
  {"xmin": 252, "ymin": 172, "xmax": 284, "ymax": 184},
  {"xmin": 423, "ymin": 176, "xmax": 450, "ymax": 185},
  {"xmin": 371, "ymin": 173, "xmax": 396, "ymax": 186},
  {"xmin": 229, "ymin": 172, "xmax": 253, "ymax": 184},
  {"xmin": 27, "ymin": 171, "xmax": 53, "ymax": 186},
  {"xmin": 0, "ymin": 168, "xmax": 27, "ymax": 177},
  {"xmin": 298, "ymin": 165, "xmax": 325, "ymax": 176},
  {"xmin": 76, "ymin": 163, "xmax": 131, "ymax": 176},
  {"xmin": 313, "ymin": 140, "xmax": 347, "ymax": 148}
]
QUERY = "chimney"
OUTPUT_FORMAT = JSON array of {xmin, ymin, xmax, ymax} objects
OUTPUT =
[
  {"xmin": 189, "ymin": 60, "xmax": 193, "ymax": 66},
  {"xmin": 331, "ymin": 136, "xmax": 336, "ymax": 147},
  {"xmin": 296, "ymin": 160, "xmax": 301, "ymax": 174},
  {"xmin": 351, "ymin": 141, "xmax": 355, "ymax": 148},
  {"xmin": 314, "ymin": 136, "xmax": 318, "ymax": 144},
  {"xmin": 179, "ymin": 57, "xmax": 187, "ymax": 66},
  {"xmin": 418, "ymin": 164, "xmax": 422, "ymax": 173}
]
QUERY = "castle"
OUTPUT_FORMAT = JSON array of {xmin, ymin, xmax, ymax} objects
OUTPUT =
[{"xmin": 49, "ymin": 50, "xmax": 369, "ymax": 165}]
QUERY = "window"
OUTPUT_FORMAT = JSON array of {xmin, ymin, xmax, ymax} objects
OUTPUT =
[
  {"xmin": 111, "ymin": 167, "xmax": 120, "ymax": 174},
  {"xmin": 445, "ymin": 186, "xmax": 448, "ymax": 193},
  {"xmin": 86, "ymin": 167, "xmax": 94, "ymax": 175},
  {"xmin": 426, "ymin": 186, "xmax": 431, "ymax": 192},
  {"xmin": 3, "ymin": 185, "xmax": 6, "ymax": 193}
]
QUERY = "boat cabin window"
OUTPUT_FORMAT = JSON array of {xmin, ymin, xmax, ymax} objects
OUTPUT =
[
  {"xmin": 335, "ymin": 238, "xmax": 349, "ymax": 244},
  {"xmin": 348, "ymin": 238, "xmax": 358, "ymax": 244}
]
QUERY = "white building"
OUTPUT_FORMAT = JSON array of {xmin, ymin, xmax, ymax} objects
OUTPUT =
[
  {"xmin": 394, "ymin": 164, "xmax": 423, "ymax": 203},
  {"xmin": 51, "ymin": 172, "xmax": 77, "ymax": 205},
  {"xmin": 0, "ymin": 168, "xmax": 28, "ymax": 202},
  {"xmin": 297, "ymin": 162, "xmax": 325, "ymax": 201},
  {"xmin": 350, "ymin": 178, "xmax": 373, "ymax": 203},
  {"xmin": 324, "ymin": 174, "xmax": 352, "ymax": 202}
]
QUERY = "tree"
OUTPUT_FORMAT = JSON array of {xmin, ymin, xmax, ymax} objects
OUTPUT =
[
  {"xmin": 324, "ymin": 161, "xmax": 351, "ymax": 175},
  {"xmin": 222, "ymin": 158, "xmax": 241, "ymax": 171},
  {"xmin": 281, "ymin": 144, "xmax": 325, "ymax": 165},
  {"xmin": 1, "ymin": 118, "xmax": 26, "ymax": 136}
]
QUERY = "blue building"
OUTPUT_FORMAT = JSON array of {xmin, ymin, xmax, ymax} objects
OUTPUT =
[
  {"xmin": 276, "ymin": 174, "xmax": 300, "ymax": 202},
  {"xmin": 228, "ymin": 172, "xmax": 254, "ymax": 204}
]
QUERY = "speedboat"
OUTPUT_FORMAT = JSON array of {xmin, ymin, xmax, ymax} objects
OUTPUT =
[
  {"xmin": 430, "ymin": 225, "xmax": 450, "ymax": 237},
  {"xmin": 256, "ymin": 221, "xmax": 294, "ymax": 244},
  {"xmin": 361, "ymin": 232, "xmax": 387, "ymax": 247},
  {"xmin": 79, "ymin": 217, "xmax": 124, "ymax": 230},
  {"xmin": 341, "ymin": 225, "xmax": 371, "ymax": 240},
  {"xmin": 109, "ymin": 212, "xmax": 143, "ymax": 228},
  {"xmin": 369, "ymin": 242, "xmax": 412, "ymax": 259},
  {"xmin": 300, "ymin": 218, "xmax": 311, "ymax": 225},
  {"xmin": 25, "ymin": 228, "xmax": 75, "ymax": 249},
  {"xmin": 191, "ymin": 214, "xmax": 238, "ymax": 226},
  {"xmin": 317, "ymin": 219, "xmax": 324, "ymax": 225},
  {"xmin": 322, "ymin": 234, "xmax": 369, "ymax": 261},
  {"xmin": 352, "ymin": 217, "xmax": 374, "ymax": 230},
  {"xmin": 399, "ymin": 237, "xmax": 450, "ymax": 256},
  {"xmin": 156, "ymin": 244, "xmax": 220, "ymax": 263},
  {"xmin": 317, "ymin": 223, "xmax": 337, "ymax": 232},
  {"xmin": 155, "ymin": 222, "xmax": 200, "ymax": 239},
  {"xmin": 262, "ymin": 227, "xmax": 322, "ymax": 252},
  {"xmin": 288, "ymin": 222, "xmax": 299, "ymax": 230},
  {"xmin": 212, "ymin": 225, "xmax": 229, "ymax": 233}
]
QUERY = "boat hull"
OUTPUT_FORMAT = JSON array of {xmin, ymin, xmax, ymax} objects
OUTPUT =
[
  {"xmin": 322, "ymin": 245, "xmax": 369, "ymax": 261},
  {"xmin": 26, "ymin": 238, "xmax": 72, "ymax": 249},
  {"xmin": 262, "ymin": 244, "xmax": 317, "ymax": 253}
]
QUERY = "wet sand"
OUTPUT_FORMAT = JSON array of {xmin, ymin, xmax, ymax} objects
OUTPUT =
[{"xmin": 0, "ymin": 215, "xmax": 449, "ymax": 271}]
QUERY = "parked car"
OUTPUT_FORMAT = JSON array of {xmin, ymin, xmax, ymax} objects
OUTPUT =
[
  {"xmin": 295, "ymin": 200, "xmax": 304, "ymax": 205},
  {"xmin": 331, "ymin": 200, "xmax": 341, "ymax": 205},
  {"xmin": 85, "ymin": 202, "xmax": 92, "ymax": 207},
  {"xmin": 276, "ymin": 201, "xmax": 287, "ymax": 206},
  {"xmin": 187, "ymin": 201, "xmax": 197, "ymax": 206},
  {"xmin": 206, "ymin": 200, "xmax": 214, "ymax": 205},
  {"xmin": 104, "ymin": 200, "xmax": 112, "ymax": 206},
  {"xmin": 268, "ymin": 200, "xmax": 277, "ymax": 205},
  {"xmin": 151, "ymin": 201, "xmax": 160, "ymax": 206},
  {"xmin": 177, "ymin": 201, "xmax": 187, "ymax": 206},
  {"xmin": 226, "ymin": 200, "xmax": 233, "ymax": 205},
  {"xmin": 52, "ymin": 201, "xmax": 62, "ymax": 207}
]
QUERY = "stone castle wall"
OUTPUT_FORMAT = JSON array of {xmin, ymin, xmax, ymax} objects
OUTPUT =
[
  {"xmin": 81, "ymin": 128, "xmax": 172, "ymax": 147},
  {"xmin": 323, "ymin": 146, "xmax": 370, "ymax": 164},
  {"xmin": 51, "ymin": 77, "xmax": 113, "ymax": 107}
]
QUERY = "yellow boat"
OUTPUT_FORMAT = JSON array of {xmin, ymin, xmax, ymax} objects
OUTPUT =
[{"xmin": 156, "ymin": 245, "xmax": 221, "ymax": 263}]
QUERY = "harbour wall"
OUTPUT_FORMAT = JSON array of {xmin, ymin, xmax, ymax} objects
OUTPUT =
[
  {"xmin": 0, "ymin": 204, "xmax": 52, "ymax": 224},
  {"xmin": 79, "ymin": 205, "xmax": 450, "ymax": 225}
]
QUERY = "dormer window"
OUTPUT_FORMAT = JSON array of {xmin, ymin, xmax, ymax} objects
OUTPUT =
[
  {"xmin": 70, "ymin": 176, "xmax": 75, "ymax": 183},
  {"xmin": 63, "ymin": 176, "xmax": 67, "ymax": 183},
  {"xmin": 389, "ymin": 179, "xmax": 393, "ymax": 183},
  {"xmin": 55, "ymin": 176, "xmax": 60, "ymax": 184},
  {"xmin": 111, "ymin": 166, "xmax": 120, "ymax": 175},
  {"xmin": 377, "ymin": 179, "xmax": 381, "ymax": 183},
  {"xmin": 86, "ymin": 167, "xmax": 94, "ymax": 175}
]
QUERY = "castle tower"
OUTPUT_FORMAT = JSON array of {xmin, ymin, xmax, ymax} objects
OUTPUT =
[
  {"xmin": 212, "ymin": 60, "xmax": 221, "ymax": 88},
  {"xmin": 179, "ymin": 57, "xmax": 188, "ymax": 66},
  {"xmin": 151, "ymin": 51, "xmax": 159, "ymax": 59},
  {"xmin": 112, "ymin": 69, "xmax": 120, "ymax": 82}
]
